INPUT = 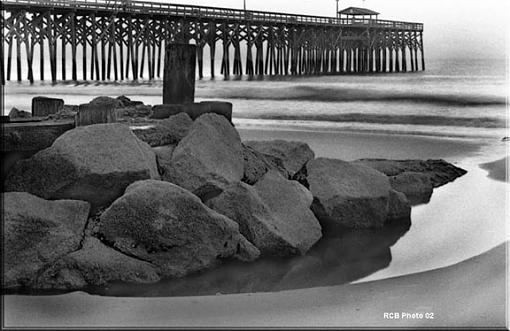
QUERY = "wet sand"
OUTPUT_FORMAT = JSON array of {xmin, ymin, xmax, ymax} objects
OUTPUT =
[
  {"xmin": 3, "ymin": 242, "xmax": 506, "ymax": 328},
  {"xmin": 237, "ymin": 127, "xmax": 484, "ymax": 161},
  {"xmin": 480, "ymin": 156, "xmax": 508, "ymax": 182}
]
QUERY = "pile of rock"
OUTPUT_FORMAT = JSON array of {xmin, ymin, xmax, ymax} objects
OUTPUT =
[{"xmin": 2, "ymin": 111, "xmax": 467, "ymax": 291}]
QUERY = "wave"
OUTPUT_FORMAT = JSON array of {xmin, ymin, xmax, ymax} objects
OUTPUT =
[
  {"xmin": 201, "ymin": 85, "xmax": 507, "ymax": 107},
  {"xmin": 236, "ymin": 113, "xmax": 508, "ymax": 128},
  {"xmin": 5, "ymin": 81, "xmax": 507, "ymax": 107}
]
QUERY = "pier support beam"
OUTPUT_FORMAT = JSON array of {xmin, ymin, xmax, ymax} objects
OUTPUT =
[{"xmin": 163, "ymin": 44, "xmax": 196, "ymax": 105}]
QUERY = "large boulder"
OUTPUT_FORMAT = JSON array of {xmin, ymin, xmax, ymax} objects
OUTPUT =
[
  {"xmin": 387, "ymin": 190, "xmax": 412, "ymax": 221},
  {"xmin": 244, "ymin": 140, "xmax": 315, "ymax": 177},
  {"xmin": 354, "ymin": 159, "xmax": 467, "ymax": 187},
  {"xmin": 98, "ymin": 180, "xmax": 259, "ymax": 278},
  {"xmin": 159, "ymin": 113, "xmax": 244, "ymax": 197},
  {"xmin": 208, "ymin": 171, "xmax": 322, "ymax": 256},
  {"xmin": 241, "ymin": 144, "xmax": 288, "ymax": 185},
  {"xmin": 132, "ymin": 113, "xmax": 193, "ymax": 147},
  {"xmin": 35, "ymin": 237, "xmax": 160, "ymax": 290},
  {"xmin": 307, "ymin": 158, "xmax": 398, "ymax": 231},
  {"xmin": 4, "ymin": 123, "xmax": 160, "ymax": 212},
  {"xmin": 389, "ymin": 171, "xmax": 433, "ymax": 205},
  {"xmin": 8, "ymin": 107, "xmax": 31, "ymax": 119},
  {"xmin": 3, "ymin": 192, "xmax": 90, "ymax": 289},
  {"xmin": 116, "ymin": 95, "xmax": 144, "ymax": 108}
]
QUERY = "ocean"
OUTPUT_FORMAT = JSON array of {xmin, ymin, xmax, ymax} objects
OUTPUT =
[{"xmin": 3, "ymin": 58, "xmax": 508, "ymax": 140}]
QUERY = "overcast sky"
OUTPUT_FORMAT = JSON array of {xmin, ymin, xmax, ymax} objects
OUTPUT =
[{"xmin": 156, "ymin": 0, "xmax": 510, "ymax": 60}]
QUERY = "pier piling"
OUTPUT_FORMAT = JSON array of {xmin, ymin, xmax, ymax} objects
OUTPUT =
[{"xmin": 1, "ymin": 1, "xmax": 424, "ymax": 83}]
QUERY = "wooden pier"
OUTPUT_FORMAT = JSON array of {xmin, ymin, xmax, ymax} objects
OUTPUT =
[{"xmin": 1, "ymin": 0, "xmax": 425, "ymax": 83}]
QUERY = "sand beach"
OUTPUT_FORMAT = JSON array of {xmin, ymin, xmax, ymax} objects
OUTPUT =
[{"xmin": 2, "ymin": 125, "xmax": 508, "ymax": 328}]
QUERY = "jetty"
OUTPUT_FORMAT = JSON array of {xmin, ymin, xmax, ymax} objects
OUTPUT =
[{"xmin": 1, "ymin": 0, "xmax": 424, "ymax": 83}]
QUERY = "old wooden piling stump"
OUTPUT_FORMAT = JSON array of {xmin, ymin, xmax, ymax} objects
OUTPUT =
[
  {"xmin": 163, "ymin": 44, "xmax": 196, "ymax": 105},
  {"xmin": 195, "ymin": 101, "xmax": 233, "ymax": 122},
  {"xmin": 76, "ymin": 99, "xmax": 117, "ymax": 126},
  {"xmin": 31, "ymin": 96, "xmax": 64, "ymax": 117}
]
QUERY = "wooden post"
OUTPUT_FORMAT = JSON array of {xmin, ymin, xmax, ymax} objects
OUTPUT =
[
  {"xmin": 32, "ymin": 96, "xmax": 64, "ymax": 116},
  {"xmin": 49, "ymin": 13, "xmax": 57, "ymax": 82},
  {"xmin": 413, "ymin": 32, "xmax": 419, "ymax": 72},
  {"xmin": 163, "ymin": 43, "xmax": 196, "ymax": 105},
  {"xmin": 119, "ymin": 19, "xmax": 125, "ymax": 81},
  {"xmin": 0, "ymin": 27, "xmax": 4, "ymax": 85},
  {"xmin": 76, "ymin": 100, "xmax": 117, "ymax": 126},
  {"xmin": 401, "ymin": 32, "xmax": 407, "ymax": 72},
  {"xmin": 395, "ymin": 47, "xmax": 400, "ymax": 72},
  {"xmin": 420, "ymin": 32, "xmax": 425, "ymax": 71},
  {"xmin": 210, "ymin": 40, "xmax": 216, "ymax": 78},
  {"xmin": 410, "ymin": 39, "xmax": 415, "ymax": 72},
  {"xmin": 61, "ymin": 14, "xmax": 67, "ymax": 81},
  {"xmin": 197, "ymin": 44, "xmax": 204, "ymax": 79},
  {"xmin": 112, "ymin": 18, "xmax": 118, "ymax": 81},
  {"xmin": 39, "ymin": 17, "xmax": 44, "ymax": 81},
  {"xmin": 101, "ymin": 18, "xmax": 107, "ymax": 80},
  {"xmin": 389, "ymin": 47, "xmax": 394, "ymax": 72},
  {"xmin": 156, "ymin": 21, "xmax": 163, "ymax": 78},
  {"xmin": 23, "ymin": 15, "xmax": 34, "ymax": 83},
  {"xmin": 382, "ymin": 47, "xmax": 387, "ymax": 72},
  {"xmin": 255, "ymin": 40, "xmax": 263, "ymax": 75},
  {"xmin": 15, "ymin": 15, "xmax": 22, "ymax": 82},
  {"xmin": 82, "ymin": 16, "xmax": 87, "ymax": 81},
  {"xmin": 71, "ymin": 13, "xmax": 77, "ymax": 81}
]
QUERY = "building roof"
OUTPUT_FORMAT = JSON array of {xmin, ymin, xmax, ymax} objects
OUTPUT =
[{"xmin": 338, "ymin": 7, "xmax": 380, "ymax": 16}]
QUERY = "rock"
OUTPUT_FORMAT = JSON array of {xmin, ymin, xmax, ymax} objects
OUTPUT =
[
  {"xmin": 3, "ymin": 192, "xmax": 90, "ymax": 289},
  {"xmin": 8, "ymin": 107, "xmax": 31, "ymax": 119},
  {"xmin": 47, "ymin": 105, "xmax": 78, "ymax": 121},
  {"xmin": 160, "ymin": 113, "xmax": 243, "ymax": 197},
  {"xmin": 132, "ymin": 113, "xmax": 193, "ymax": 147},
  {"xmin": 35, "ymin": 237, "xmax": 160, "ymax": 290},
  {"xmin": 116, "ymin": 95, "xmax": 144, "ymax": 108},
  {"xmin": 307, "ymin": 158, "xmax": 392, "ymax": 231},
  {"xmin": 244, "ymin": 140, "xmax": 315, "ymax": 177},
  {"xmin": 150, "ymin": 104, "xmax": 184, "ymax": 119},
  {"xmin": 5, "ymin": 123, "xmax": 159, "ymax": 212},
  {"xmin": 241, "ymin": 144, "xmax": 288, "ymax": 185},
  {"xmin": 153, "ymin": 145, "xmax": 176, "ymax": 176},
  {"xmin": 76, "ymin": 98, "xmax": 118, "ymax": 126},
  {"xmin": 90, "ymin": 96, "xmax": 123, "ymax": 108},
  {"xmin": 234, "ymin": 236, "xmax": 261, "ymax": 262},
  {"xmin": 98, "ymin": 180, "xmax": 257, "ymax": 278},
  {"xmin": 31, "ymin": 96, "xmax": 64, "ymax": 117},
  {"xmin": 208, "ymin": 171, "xmax": 322, "ymax": 256},
  {"xmin": 389, "ymin": 171, "xmax": 433, "ymax": 205},
  {"xmin": 354, "ymin": 159, "xmax": 467, "ymax": 187},
  {"xmin": 387, "ymin": 189, "xmax": 411, "ymax": 222}
]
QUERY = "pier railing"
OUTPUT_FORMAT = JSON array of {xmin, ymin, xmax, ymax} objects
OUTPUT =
[{"xmin": 1, "ymin": 0, "xmax": 423, "ymax": 31}]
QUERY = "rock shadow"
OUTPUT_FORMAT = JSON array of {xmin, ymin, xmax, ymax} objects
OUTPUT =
[{"xmin": 89, "ymin": 219, "xmax": 411, "ymax": 297}]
